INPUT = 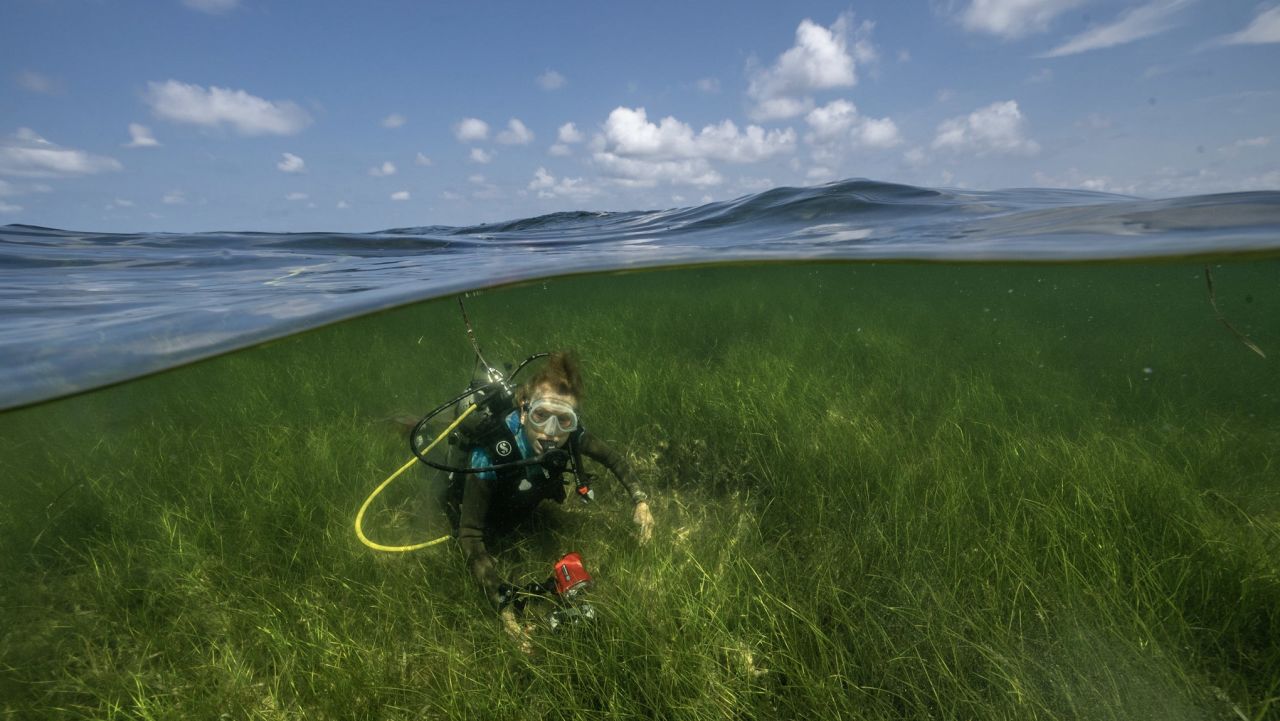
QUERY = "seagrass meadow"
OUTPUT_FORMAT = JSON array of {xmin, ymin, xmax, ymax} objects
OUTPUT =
[{"xmin": 2, "ymin": 261, "xmax": 1277, "ymax": 721}]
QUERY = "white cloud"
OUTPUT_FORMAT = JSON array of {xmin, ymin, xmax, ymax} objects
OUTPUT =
[
  {"xmin": 415, "ymin": 152, "xmax": 433, "ymax": 166},
  {"xmin": 747, "ymin": 12, "xmax": 875, "ymax": 120},
  {"xmin": 369, "ymin": 161, "xmax": 397, "ymax": 176},
  {"xmin": 904, "ymin": 146, "xmax": 928, "ymax": 167},
  {"xmin": 470, "ymin": 148, "xmax": 493, "ymax": 163},
  {"xmin": 807, "ymin": 166, "xmax": 835, "ymax": 181},
  {"xmin": 336, "ymin": 200, "xmax": 350, "ymax": 209},
  {"xmin": 806, "ymin": 100, "xmax": 858, "ymax": 141},
  {"xmin": 277, "ymin": 152, "xmax": 305, "ymax": 173},
  {"xmin": 593, "ymin": 154, "xmax": 723, "ymax": 188},
  {"xmin": 0, "ymin": 128, "xmax": 123, "ymax": 177},
  {"xmin": 111, "ymin": 198, "xmax": 135, "ymax": 207},
  {"xmin": 592, "ymin": 107, "xmax": 795, "ymax": 187},
  {"xmin": 1218, "ymin": 136, "xmax": 1271, "ymax": 155},
  {"xmin": 804, "ymin": 100, "xmax": 901, "ymax": 151},
  {"xmin": 391, "ymin": 190, "xmax": 410, "ymax": 201},
  {"xmin": 600, "ymin": 107, "xmax": 795, "ymax": 162},
  {"xmin": 959, "ymin": 0, "xmax": 1083, "ymax": 39},
  {"xmin": 163, "ymin": 190, "xmax": 187, "ymax": 205},
  {"xmin": 537, "ymin": 70, "xmax": 567, "ymax": 90},
  {"xmin": 1212, "ymin": 5, "xmax": 1280, "ymax": 45},
  {"xmin": 857, "ymin": 117, "xmax": 903, "ymax": 148},
  {"xmin": 851, "ymin": 24, "xmax": 879, "ymax": 64},
  {"xmin": 454, "ymin": 118, "xmax": 489, "ymax": 142},
  {"xmin": 286, "ymin": 192, "xmax": 308, "ymax": 201},
  {"xmin": 550, "ymin": 126, "xmax": 581, "ymax": 154},
  {"xmin": 183, "ymin": 0, "xmax": 239, "ymax": 13},
  {"xmin": 125, "ymin": 123, "xmax": 160, "ymax": 148},
  {"xmin": 558, "ymin": 122, "xmax": 584, "ymax": 144},
  {"xmin": 0, "ymin": 201, "xmax": 22, "ymax": 213},
  {"xmin": 1032, "ymin": 169, "xmax": 1137, "ymax": 195},
  {"xmin": 1237, "ymin": 169, "xmax": 1280, "ymax": 190},
  {"xmin": 145, "ymin": 80, "xmax": 311, "ymax": 136},
  {"xmin": 1130, "ymin": 165, "xmax": 1280, "ymax": 196},
  {"xmin": 932, "ymin": 100, "xmax": 1040, "ymax": 155},
  {"xmin": 382, "ymin": 113, "xmax": 407, "ymax": 128},
  {"xmin": 696, "ymin": 77, "xmax": 721, "ymax": 94},
  {"xmin": 528, "ymin": 167, "xmax": 598, "ymax": 199},
  {"xmin": 496, "ymin": 118, "xmax": 534, "ymax": 145},
  {"xmin": 441, "ymin": 190, "xmax": 462, "ymax": 201},
  {"xmin": 16, "ymin": 70, "xmax": 58, "ymax": 95},
  {"xmin": 737, "ymin": 176, "xmax": 775, "ymax": 192},
  {"xmin": 1040, "ymin": 0, "xmax": 1192, "ymax": 58},
  {"xmin": 752, "ymin": 97, "xmax": 814, "ymax": 122},
  {"xmin": 468, "ymin": 174, "xmax": 486, "ymax": 184}
]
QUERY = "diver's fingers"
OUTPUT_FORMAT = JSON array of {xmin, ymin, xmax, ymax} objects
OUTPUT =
[
  {"xmin": 499, "ymin": 608, "xmax": 535, "ymax": 654},
  {"xmin": 634, "ymin": 502, "xmax": 655, "ymax": 543},
  {"xmin": 500, "ymin": 608, "xmax": 524, "ymax": 638}
]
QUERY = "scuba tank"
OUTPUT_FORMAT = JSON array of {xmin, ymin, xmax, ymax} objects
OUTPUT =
[{"xmin": 445, "ymin": 361, "xmax": 516, "ymax": 451}]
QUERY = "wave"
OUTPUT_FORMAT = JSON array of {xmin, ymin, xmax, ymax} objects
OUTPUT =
[{"xmin": 2, "ymin": 179, "xmax": 1278, "ymax": 410}]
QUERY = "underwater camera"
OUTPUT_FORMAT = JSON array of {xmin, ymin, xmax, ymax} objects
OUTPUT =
[{"xmin": 500, "ymin": 552, "xmax": 597, "ymax": 631}]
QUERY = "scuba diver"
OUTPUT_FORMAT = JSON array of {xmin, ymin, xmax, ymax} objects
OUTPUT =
[{"xmin": 434, "ymin": 350, "xmax": 654, "ymax": 642}]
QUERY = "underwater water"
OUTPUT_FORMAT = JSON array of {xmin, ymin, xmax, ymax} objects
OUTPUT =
[{"xmin": 1, "ymin": 182, "xmax": 1279, "ymax": 720}]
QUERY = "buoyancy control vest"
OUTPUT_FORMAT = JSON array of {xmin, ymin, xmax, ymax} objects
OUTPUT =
[{"xmin": 458, "ymin": 409, "xmax": 586, "ymax": 509}]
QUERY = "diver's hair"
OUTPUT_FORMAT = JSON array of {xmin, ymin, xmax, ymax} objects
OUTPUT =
[{"xmin": 519, "ymin": 351, "xmax": 584, "ymax": 405}]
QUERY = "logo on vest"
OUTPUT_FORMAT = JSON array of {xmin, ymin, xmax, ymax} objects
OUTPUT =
[{"xmin": 495, "ymin": 440, "xmax": 513, "ymax": 457}]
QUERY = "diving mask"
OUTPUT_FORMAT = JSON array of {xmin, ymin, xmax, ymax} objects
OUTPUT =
[{"xmin": 526, "ymin": 396, "xmax": 580, "ymax": 435}]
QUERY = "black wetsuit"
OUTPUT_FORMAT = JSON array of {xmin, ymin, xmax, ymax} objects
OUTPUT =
[{"xmin": 443, "ymin": 408, "xmax": 643, "ymax": 609}]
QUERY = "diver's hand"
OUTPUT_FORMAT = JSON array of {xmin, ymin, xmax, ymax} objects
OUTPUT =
[
  {"xmin": 633, "ymin": 501, "xmax": 654, "ymax": 544},
  {"xmin": 499, "ymin": 607, "xmax": 534, "ymax": 654}
]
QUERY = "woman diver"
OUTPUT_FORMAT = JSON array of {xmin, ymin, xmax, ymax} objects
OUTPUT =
[{"xmin": 435, "ymin": 351, "xmax": 654, "ymax": 641}]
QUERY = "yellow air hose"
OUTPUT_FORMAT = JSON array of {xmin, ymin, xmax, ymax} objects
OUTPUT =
[{"xmin": 354, "ymin": 402, "xmax": 479, "ymax": 552}]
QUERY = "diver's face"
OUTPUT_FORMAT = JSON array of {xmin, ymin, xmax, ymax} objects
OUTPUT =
[{"xmin": 521, "ymin": 385, "xmax": 579, "ymax": 453}]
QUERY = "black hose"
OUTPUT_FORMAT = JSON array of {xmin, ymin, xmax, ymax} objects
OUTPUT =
[
  {"xmin": 421, "ymin": 449, "xmax": 570, "ymax": 475},
  {"xmin": 409, "ymin": 352, "xmax": 556, "ymax": 475}
]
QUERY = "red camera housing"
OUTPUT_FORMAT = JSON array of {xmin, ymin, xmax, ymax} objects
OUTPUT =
[{"xmin": 552, "ymin": 552, "xmax": 592, "ymax": 597}]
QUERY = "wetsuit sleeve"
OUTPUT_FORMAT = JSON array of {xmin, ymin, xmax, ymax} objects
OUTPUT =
[
  {"xmin": 456, "ymin": 473, "xmax": 506, "ymax": 609},
  {"xmin": 579, "ymin": 431, "xmax": 646, "ymax": 502}
]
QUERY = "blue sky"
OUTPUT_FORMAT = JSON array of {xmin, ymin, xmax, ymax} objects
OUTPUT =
[{"xmin": 2, "ymin": 0, "xmax": 1278, "ymax": 232}]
